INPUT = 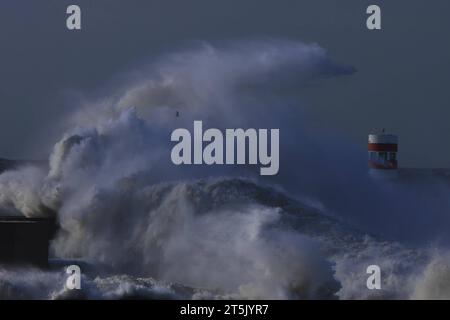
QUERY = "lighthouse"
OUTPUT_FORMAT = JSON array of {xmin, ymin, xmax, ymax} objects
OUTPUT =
[{"xmin": 368, "ymin": 130, "xmax": 398, "ymax": 178}]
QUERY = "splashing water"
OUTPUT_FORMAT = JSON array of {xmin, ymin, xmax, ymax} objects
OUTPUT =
[{"xmin": 1, "ymin": 40, "xmax": 450, "ymax": 299}]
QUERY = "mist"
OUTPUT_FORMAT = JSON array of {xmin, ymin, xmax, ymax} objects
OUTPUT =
[{"xmin": 0, "ymin": 39, "xmax": 450, "ymax": 299}]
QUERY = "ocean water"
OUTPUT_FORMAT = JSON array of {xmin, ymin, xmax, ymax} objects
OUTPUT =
[
  {"xmin": 0, "ymin": 177, "xmax": 449, "ymax": 299},
  {"xmin": 1, "ymin": 39, "xmax": 450, "ymax": 299}
]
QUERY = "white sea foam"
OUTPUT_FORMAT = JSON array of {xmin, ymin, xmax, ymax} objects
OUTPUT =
[{"xmin": 0, "ymin": 40, "xmax": 449, "ymax": 300}]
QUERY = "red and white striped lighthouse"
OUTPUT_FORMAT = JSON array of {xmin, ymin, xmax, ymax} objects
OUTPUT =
[{"xmin": 368, "ymin": 131, "xmax": 398, "ymax": 174}]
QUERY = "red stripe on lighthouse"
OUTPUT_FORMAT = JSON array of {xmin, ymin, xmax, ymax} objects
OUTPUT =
[
  {"xmin": 368, "ymin": 143, "xmax": 398, "ymax": 152},
  {"xmin": 368, "ymin": 161, "xmax": 398, "ymax": 169}
]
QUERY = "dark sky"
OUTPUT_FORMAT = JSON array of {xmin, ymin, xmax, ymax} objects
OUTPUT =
[{"xmin": 1, "ymin": 0, "xmax": 450, "ymax": 167}]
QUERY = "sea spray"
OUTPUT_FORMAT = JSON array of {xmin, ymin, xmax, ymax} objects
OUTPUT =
[{"xmin": 0, "ymin": 40, "xmax": 450, "ymax": 299}]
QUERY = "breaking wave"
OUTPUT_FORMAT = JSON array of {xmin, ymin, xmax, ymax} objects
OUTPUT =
[{"xmin": 1, "ymin": 39, "xmax": 450, "ymax": 299}]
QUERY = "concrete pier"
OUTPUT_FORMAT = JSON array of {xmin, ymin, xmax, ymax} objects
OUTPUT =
[{"xmin": 0, "ymin": 216, "xmax": 56, "ymax": 267}]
